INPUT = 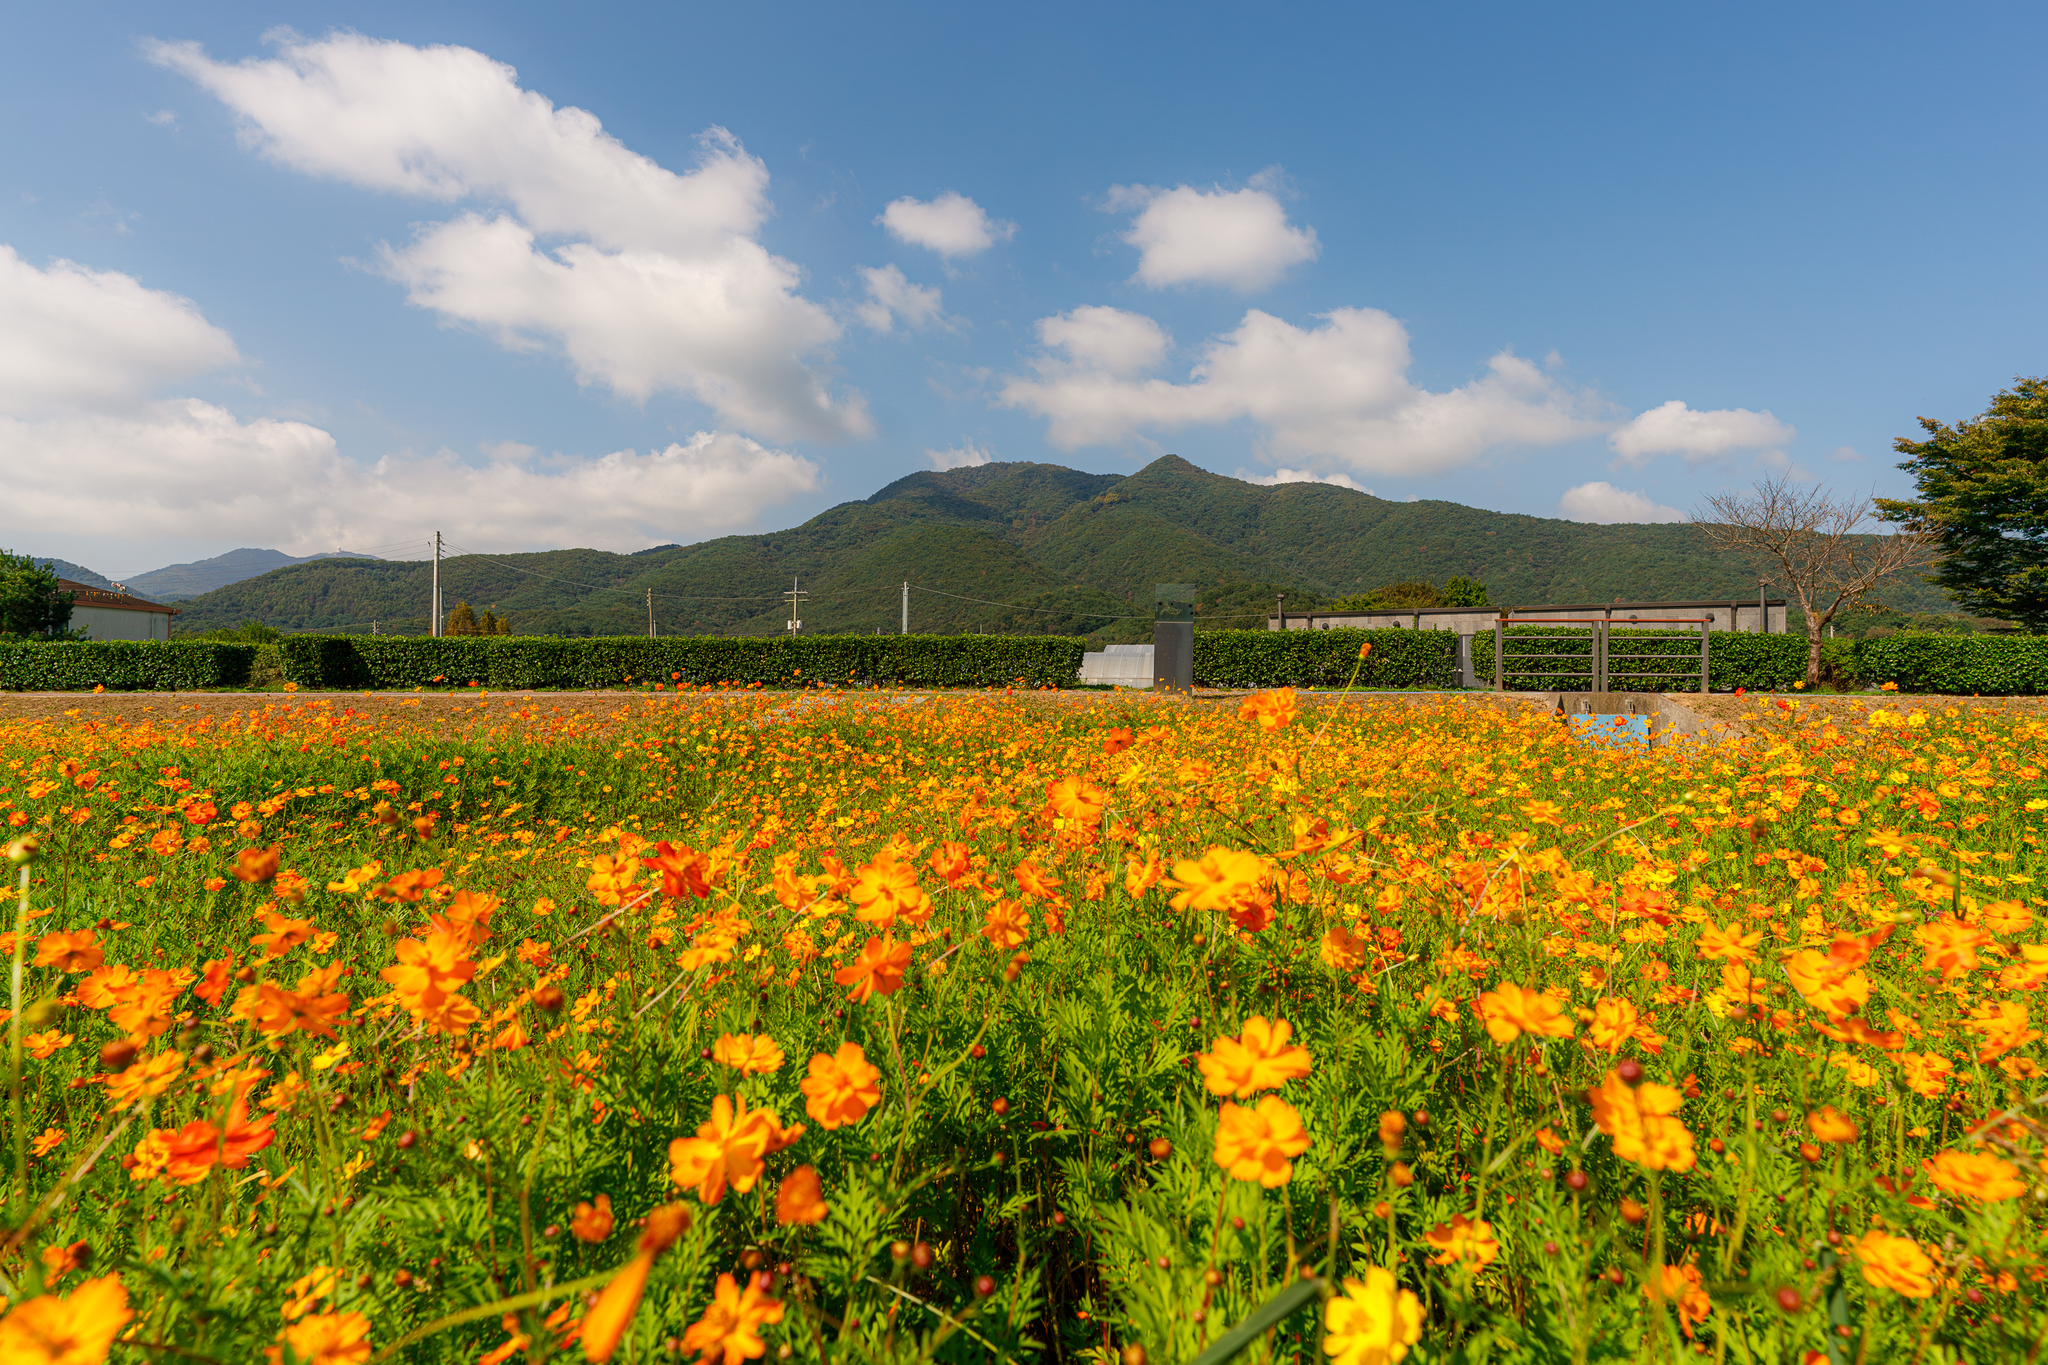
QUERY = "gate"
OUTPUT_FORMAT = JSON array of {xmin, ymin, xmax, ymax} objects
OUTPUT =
[{"xmin": 1492, "ymin": 617, "xmax": 1710, "ymax": 695}]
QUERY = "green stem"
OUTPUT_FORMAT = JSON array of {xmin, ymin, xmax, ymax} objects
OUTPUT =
[{"xmin": 10, "ymin": 862, "xmax": 29, "ymax": 1211}]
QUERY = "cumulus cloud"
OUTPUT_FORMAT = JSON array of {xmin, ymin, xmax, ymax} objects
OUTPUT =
[
  {"xmin": 0, "ymin": 245, "xmax": 239, "ymax": 415},
  {"xmin": 1831, "ymin": 444, "xmax": 1862, "ymax": 462},
  {"xmin": 150, "ymin": 31, "xmax": 867, "ymax": 442},
  {"xmin": 1106, "ymin": 173, "xmax": 1318, "ymax": 291},
  {"xmin": 1558, "ymin": 481, "xmax": 1686, "ymax": 524},
  {"xmin": 1608, "ymin": 399, "xmax": 1794, "ymax": 467},
  {"xmin": 1001, "ymin": 305, "xmax": 1606, "ymax": 477},
  {"xmin": 926, "ymin": 440, "xmax": 995, "ymax": 471},
  {"xmin": 877, "ymin": 192, "xmax": 1014, "ymax": 258},
  {"xmin": 1237, "ymin": 468, "xmax": 1373, "ymax": 494},
  {"xmin": 0, "ymin": 247, "xmax": 819, "ymax": 552},
  {"xmin": 855, "ymin": 265, "xmax": 947, "ymax": 334}
]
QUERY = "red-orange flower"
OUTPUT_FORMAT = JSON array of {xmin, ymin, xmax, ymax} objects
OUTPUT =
[
  {"xmin": 1047, "ymin": 774, "xmax": 1107, "ymax": 824},
  {"xmin": 571, "ymin": 1193, "xmax": 616, "ymax": 1243},
  {"xmin": 799, "ymin": 1042, "xmax": 882, "ymax": 1129},
  {"xmin": 775, "ymin": 1165, "xmax": 829, "ymax": 1225},
  {"xmin": 232, "ymin": 846, "xmax": 281, "ymax": 885},
  {"xmin": 32, "ymin": 929, "xmax": 102, "ymax": 973},
  {"xmin": 833, "ymin": 935, "xmax": 911, "ymax": 1004}
]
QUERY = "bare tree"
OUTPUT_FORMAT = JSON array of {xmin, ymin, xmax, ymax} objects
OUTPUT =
[{"xmin": 1694, "ymin": 477, "xmax": 1936, "ymax": 688}]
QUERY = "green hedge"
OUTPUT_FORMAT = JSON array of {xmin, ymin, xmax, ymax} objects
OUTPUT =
[
  {"xmin": 0, "ymin": 640, "xmax": 257, "ymax": 691},
  {"xmin": 1193, "ymin": 628, "xmax": 1458, "ymax": 689},
  {"xmin": 276, "ymin": 634, "xmax": 1091, "ymax": 691},
  {"xmin": 1854, "ymin": 634, "xmax": 2048, "ymax": 695}
]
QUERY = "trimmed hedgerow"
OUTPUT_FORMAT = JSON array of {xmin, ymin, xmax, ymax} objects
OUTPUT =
[
  {"xmin": 274, "ymin": 634, "xmax": 1092, "ymax": 691},
  {"xmin": 1854, "ymin": 634, "xmax": 2048, "ymax": 696},
  {"xmin": 0, "ymin": 640, "xmax": 257, "ymax": 691},
  {"xmin": 1192, "ymin": 628, "xmax": 1459, "ymax": 689},
  {"xmin": 1473, "ymin": 626, "xmax": 1813, "ymax": 692}
]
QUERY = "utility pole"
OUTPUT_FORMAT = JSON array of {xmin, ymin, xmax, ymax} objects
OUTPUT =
[
  {"xmin": 901, "ymin": 581, "xmax": 908, "ymax": 635},
  {"xmin": 1275, "ymin": 592, "xmax": 1286, "ymax": 632},
  {"xmin": 431, "ymin": 532, "xmax": 442, "ymax": 637},
  {"xmin": 783, "ymin": 577, "xmax": 808, "ymax": 637},
  {"xmin": 647, "ymin": 587, "xmax": 654, "ymax": 639},
  {"xmin": 372, "ymin": 620, "xmax": 378, "ymax": 637}
]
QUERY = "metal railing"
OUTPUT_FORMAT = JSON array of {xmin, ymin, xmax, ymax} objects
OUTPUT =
[{"xmin": 1492, "ymin": 617, "xmax": 1710, "ymax": 694}]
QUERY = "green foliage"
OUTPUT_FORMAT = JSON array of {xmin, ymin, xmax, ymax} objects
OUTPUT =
[
  {"xmin": 276, "ymin": 633, "xmax": 1090, "ymax": 690},
  {"xmin": 1325, "ymin": 576, "xmax": 1491, "ymax": 613},
  {"xmin": 190, "ymin": 620, "xmax": 285, "ymax": 644},
  {"xmin": 171, "ymin": 456, "xmax": 1956, "ymax": 642},
  {"xmin": 1193, "ymin": 628, "xmax": 1458, "ymax": 689},
  {"xmin": 1878, "ymin": 375, "xmax": 2048, "ymax": 632},
  {"xmin": 0, "ymin": 548, "xmax": 77, "ymax": 640},
  {"xmin": 1855, "ymin": 633, "xmax": 2048, "ymax": 695},
  {"xmin": 0, "ymin": 639, "xmax": 256, "ymax": 690},
  {"xmin": 1475, "ymin": 627, "xmax": 1805, "ymax": 692}
]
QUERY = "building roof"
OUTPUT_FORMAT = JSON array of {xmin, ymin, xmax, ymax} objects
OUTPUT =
[{"xmin": 57, "ymin": 579, "xmax": 179, "ymax": 616}]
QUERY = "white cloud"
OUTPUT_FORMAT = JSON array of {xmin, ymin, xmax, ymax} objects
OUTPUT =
[
  {"xmin": 926, "ymin": 441, "xmax": 995, "ymax": 471},
  {"xmin": 1558, "ymin": 481, "xmax": 1686, "ymax": 524},
  {"xmin": 150, "ymin": 32, "xmax": 867, "ymax": 443},
  {"xmin": 0, "ymin": 246, "xmax": 239, "ymax": 415},
  {"xmin": 877, "ymin": 191, "xmax": 1014, "ymax": 258},
  {"xmin": 1237, "ymin": 467, "xmax": 1373, "ymax": 494},
  {"xmin": 1107, "ymin": 174, "xmax": 1318, "ymax": 291},
  {"xmin": 0, "ymin": 247, "xmax": 819, "ymax": 552},
  {"xmin": 1831, "ymin": 444, "xmax": 1862, "ymax": 462},
  {"xmin": 0, "ymin": 403, "xmax": 819, "ymax": 553},
  {"xmin": 144, "ymin": 109, "xmax": 178, "ymax": 127},
  {"xmin": 1001, "ymin": 305, "xmax": 1606, "ymax": 476},
  {"xmin": 855, "ymin": 265, "xmax": 947, "ymax": 334},
  {"xmin": 1608, "ymin": 399, "xmax": 1794, "ymax": 467}
]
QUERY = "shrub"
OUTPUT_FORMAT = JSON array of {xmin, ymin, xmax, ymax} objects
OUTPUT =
[
  {"xmin": 1193, "ymin": 628, "xmax": 1458, "ymax": 689},
  {"xmin": 276, "ymin": 634, "xmax": 1091, "ymax": 691},
  {"xmin": 1854, "ymin": 633, "xmax": 2048, "ymax": 695},
  {"xmin": 0, "ymin": 640, "xmax": 257, "ymax": 691}
]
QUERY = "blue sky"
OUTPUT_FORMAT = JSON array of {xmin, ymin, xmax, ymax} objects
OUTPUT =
[{"xmin": 3, "ymin": 2, "xmax": 2042, "ymax": 578}]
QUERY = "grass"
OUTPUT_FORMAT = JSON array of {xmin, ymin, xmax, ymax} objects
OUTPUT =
[{"xmin": 0, "ymin": 686, "xmax": 2043, "ymax": 1364}]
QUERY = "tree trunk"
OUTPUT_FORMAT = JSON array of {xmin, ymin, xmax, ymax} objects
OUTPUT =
[{"xmin": 1806, "ymin": 626, "xmax": 1824, "ymax": 689}]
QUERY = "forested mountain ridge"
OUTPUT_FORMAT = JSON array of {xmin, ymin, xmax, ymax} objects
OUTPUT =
[{"xmin": 169, "ymin": 455, "xmax": 1953, "ymax": 640}]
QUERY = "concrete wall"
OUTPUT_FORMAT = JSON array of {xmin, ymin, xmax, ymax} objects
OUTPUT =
[{"xmin": 73, "ymin": 605, "xmax": 172, "ymax": 642}]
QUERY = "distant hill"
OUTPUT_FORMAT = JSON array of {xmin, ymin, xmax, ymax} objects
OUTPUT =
[
  {"xmin": 126, "ymin": 548, "xmax": 377, "ymax": 602},
  {"xmin": 168, "ymin": 457, "xmax": 1956, "ymax": 642},
  {"xmin": 28, "ymin": 557, "xmax": 115, "ymax": 591}
]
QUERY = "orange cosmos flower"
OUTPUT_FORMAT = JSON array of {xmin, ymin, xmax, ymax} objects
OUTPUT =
[
  {"xmin": 1586, "ymin": 997, "xmax": 1645, "ymax": 1053},
  {"xmin": 581, "ymin": 1205, "xmax": 692, "ymax": 1363},
  {"xmin": 572, "ymin": 1193, "xmax": 616, "ymax": 1243},
  {"xmin": 1645, "ymin": 1262, "xmax": 1711, "ymax": 1339},
  {"xmin": 25, "ymin": 1030, "xmax": 72, "ymax": 1060},
  {"xmin": 1102, "ymin": 727, "xmax": 1136, "ymax": 756},
  {"xmin": 1197, "ymin": 1016, "xmax": 1313, "ymax": 1098},
  {"xmin": 233, "ymin": 845, "xmax": 281, "ymax": 885},
  {"xmin": 234, "ymin": 963, "xmax": 351, "ymax": 1040},
  {"xmin": 1012, "ymin": 861, "xmax": 1063, "ymax": 901},
  {"xmin": 642, "ymin": 841, "xmax": 721, "ymax": 899},
  {"xmin": 250, "ymin": 910, "xmax": 316, "ymax": 960},
  {"xmin": 982, "ymin": 899, "xmax": 1031, "ymax": 951},
  {"xmin": 1694, "ymin": 920, "xmax": 1763, "ymax": 964},
  {"xmin": 371, "ymin": 867, "xmax": 442, "ymax": 902},
  {"xmin": 1476, "ymin": 981, "xmax": 1574, "ymax": 1045},
  {"xmin": 1047, "ymin": 774, "xmax": 1107, "ymax": 824},
  {"xmin": 849, "ymin": 849, "xmax": 931, "ymax": 928},
  {"xmin": 1319, "ymin": 923, "xmax": 1368, "ymax": 973},
  {"xmin": 1213, "ymin": 1095, "xmax": 1311, "ymax": 1187},
  {"xmin": 32, "ymin": 929, "xmax": 102, "ymax": 973},
  {"xmin": 833, "ymin": 935, "xmax": 911, "ymax": 1004},
  {"xmin": 775, "ymin": 1165, "xmax": 829, "ymax": 1225},
  {"xmin": 0, "ymin": 1274, "xmax": 133, "ymax": 1364},
  {"xmin": 584, "ymin": 855, "xmax": 641, "ymax": 907},
  {"xmin": 1897, "ymin": 1051, "xmax": 1952, "ymax": 1098},
  {"xmin": 30, "ymin": 1127, "xmax": 64, "ymax": 1157},
  {"xmin": 1915, "ymin": 917, "xmax": 1992, "ymax": 979},
  {"xmin": 799, "ymin": 1042, "xmax": 882, "ymax": 1129},
  {"xmin": 105, "ymin": 1050, "xmax": 185, "ymax": 1110},
  {"xmin": 1854, "ymin": 1230, "xmax": 1934, "ymax": 1298},
  {"xmin": 1965, "ymin": 1001, "xmax": 2042, "ymax": 1062},
  {"xmin": 1166, "ymin": 847, "xmax": 1269, "ymax": 915},
  {"xmin": 1238, "ymin": 688, "xmax": 1299, "ymax": 731},
  {"xmin": 1806, "ymin": 1106, "xmax": 1857, "ymax": 1144},
  {"xmin": 1424, "ymin": 1213, "xmax": 1500, "ymax": 1271},
  {"xmin": 666, "ymin": 1096, "xmax": 804, "ymax": 1205},
  {"xmin": 712, "ymin": 1033, "xmax": 786, "ymax": 1077},
  {"xmin": 1125, "ymin": 851, "xmax": 1163, "ymax": 898},
  {"xmin": 1924, "ymin": 1150, "xmax": 2027, "ymax": 1202},
  {"xmin": 927, "ymin": 841, "xmax": 973, "ymax": 889},
  {"xmin": 1587, "ymin": 1069, "xmax": 1696, "ymax": 1172},
  {"xmin": 682, "ymin": 1271, "xmax": 785, "ymax": 1365}
]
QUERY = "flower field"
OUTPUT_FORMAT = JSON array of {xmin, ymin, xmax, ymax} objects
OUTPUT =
[{"xmin": 1, "ymin": 685, "xmax": 2045, "ymax": 1364}]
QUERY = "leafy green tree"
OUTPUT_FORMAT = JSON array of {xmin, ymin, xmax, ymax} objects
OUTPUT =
[
  {"xmin": 1442, "ymin": 576, "xmax": 1490, "ymax": 608},
  {"xmin": 0, "ymin": 550, "xmax": 77, "ymax": 639},
  {"xmin": 445, "ymin": 601, "xmax": 481, "ymax": 636},
  {"xmin": 1875, "ymin": 376, "xmax": 2048, "ymax": 632}
]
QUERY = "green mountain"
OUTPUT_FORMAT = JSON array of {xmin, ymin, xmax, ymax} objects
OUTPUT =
[{"xmin": 169, "ymin": 456, "xmax": 1955, "ymax": 642}]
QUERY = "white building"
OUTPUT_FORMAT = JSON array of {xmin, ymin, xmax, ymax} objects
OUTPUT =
[{"xmin": 60, "ymin": 580, "xmax": 178, "ymax": 642}]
